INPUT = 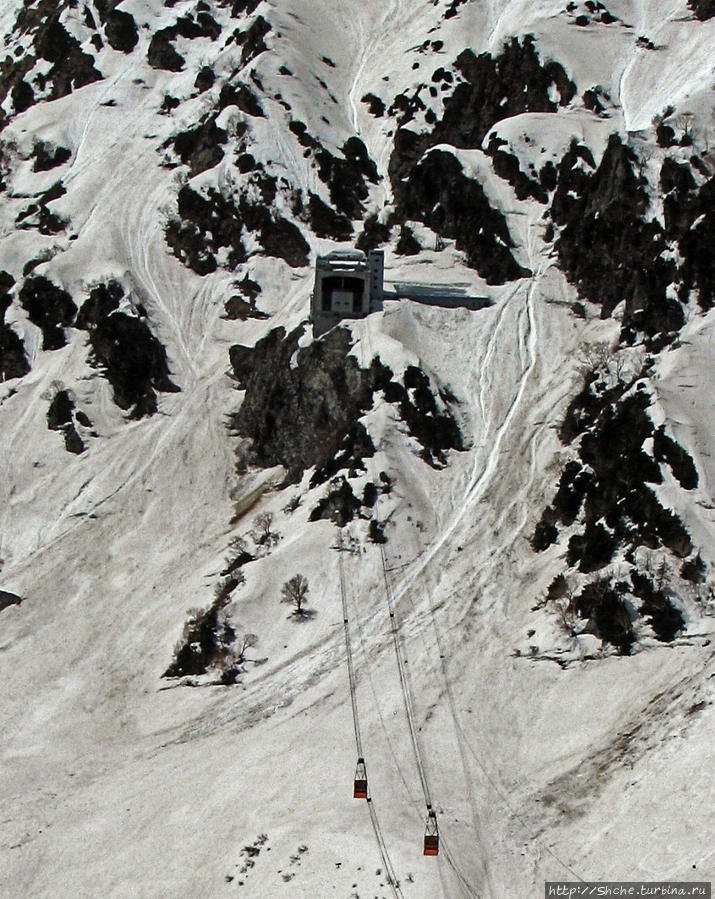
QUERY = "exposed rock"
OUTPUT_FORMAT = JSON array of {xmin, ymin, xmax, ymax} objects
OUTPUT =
[
  {"xmin": 398, "ymin": 148, "xmax": 530, "ymax": 283},
  {"xmin": 104, "ymin": 8, "xmax": 139, "ymax": 53},
  {"xmin": 76, "ymin": 281, "xmax": 179, "ymax": 417},
  {"xmin": 361, "ymin": 93, "xmax": 385, "ymax": 117},
  {"xmin": 148, "ymin": 27, "xmax": 185, "ymax": 71},
  {"xmin": 19, "ymin": 275, "xmax": 77, "ymax": 350},
  {"xmin": 551, "ymin": 135, "xmax": 679, "ymax": 342},
  {"xmin": 32, "ymin": 141, "xmax": 71, "ymax": 172},
  {"xmin": 229, "ymin": 327, "xmax": 463, "ymax": 483},
  {"xmin": 355, "ymin": 214, "xmax": 391, "ymax": 252},
  {"xmin": 0, "ymin": 271, "xmax": 30, "ymax": 381},
  {"xmin": 688, "ymin": 0, "xmax": 715, "ymax": 19},
  {"xmin": 307, "ymin": 193, "xmax": 353, "ymax": 240},
  {"xmin": 47, "ymin": 389, "xmax": 86, "ymax": 454},
  {"xmin": 0, "ymin": 591, "xmax": 23, "ymax": 613}
]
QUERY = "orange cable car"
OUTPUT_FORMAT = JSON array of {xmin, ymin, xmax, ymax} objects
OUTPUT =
[
  {"xmin": 354, "ymin": 758, "xmax": 368, "ymax": 799},
  {"xmin": 424, "ymin": 809, "xmax": 439, "ymax": 856}
]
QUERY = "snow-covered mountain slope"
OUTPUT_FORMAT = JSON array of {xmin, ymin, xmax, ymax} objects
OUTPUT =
[{"xmin": 0, "ymin": 1, "xmax": 714, "ymax": 896}]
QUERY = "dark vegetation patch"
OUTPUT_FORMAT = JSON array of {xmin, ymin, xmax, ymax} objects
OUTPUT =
[
  {"xmin": 564, "ymin": 1, "xmax": 620, "ymax": 26},
  {"xmin": 574, "ymin": 579, "xmax": 635, "ymax": 654},
  {"xmin": 289, "ymin": 122, "xmax": 378, "ymax": 220},
  {"xmin": 148, "ymin": 28, "xmax": 186, "ymax": 71},
  {"xmin": 307, "ymin": 193, "xmax": 353, "ymax": 240},
  {"xmin": 533, "ymin": 361, "xmax": 698, "ymax": 653},
  {"xmin": 630, "ymin": 570, "xmax": 684, "ymax": 643},
  {"xmin": 215, "ymin": 0, "xmax": 262, "ymax": 15},
  {"xmin": 389, "ymin": 35, "xmax": 574, "ymax": 159},
  {"xmin": 228, "ymin": 15, "xmax": 271, "ymax": 67},
  {"xmin": 194, "ymin": 65, "xmax": 216, "ymax": 93},
  {"xmin": 550, "ymin": 137, "xmax": 714, "ymax": 343},
  {"xmin": 224, "ymin": 275, "xmax": 267, "ymax": 320},
  {"xmin": 395, "ymin": 225, "xmax": 421, "ymax": 255},
  {"xmin": 309, "ymin": 476, "xmax": 362, "ymax": 526},
  {"xmin": 0, "ymin": 271, "xmax": 30, "ymax": 381},
  {"xmin": 653, "ymin": 425, "xmax": 699, "ymax": 490},
  {"xmin": 148, "ymin": 11, "xmax": 221, "ymax": 70},
  {"xmin": 47, "ymin": 388, "xmax": 87, "ymax": 454},
  {"xmin": 76, "ymin": 280, "xmax": 180, "ymax": 417},
  {"xmin": 163, "ymin": 589, "xmax": 237, "ymax": 678},
  {"xmin": 397, "ymin": 149, "xmax": 530, "ymax": 282},
  {"xmin": 167, "ymin": 117, "xmax": 229, "ymax": 176},
  {"xmin": 229, "ymin": 326, "xmax": 463, "ymax": 485},
  {"xmin": 19, "ymin": 275, "xmax": 76, "ymax": 350},
  {"xmin": 355, "ymin": 214, "xmax": 391, "ymax": 253},
  {"xmin": 166, "ymin": 170, "xmax": 309, "ymax": 274},
  {"xmin": 445, "ymin": 0, "xmax": 469, "ymax": 18},
  {"xmin": 536, "ymin": 374, "xmax": 693, "ymax": 565},
  {"xmin": 219, "ymin": 81, "xmax": 264, "ymax": 117},
  {"xmin": 582, "ymin": 85, "xmax": 613, "ymax": 117},
  {"xmin": 660, "ymin": 158, "xmax": 714, "ymax": 312}
]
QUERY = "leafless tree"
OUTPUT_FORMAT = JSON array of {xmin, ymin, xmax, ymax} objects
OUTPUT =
[
  {"xmin": 281, "ymin": 574, "xmax": 310, "ymax": 616},
  {"xmin": 253, "ymin": 511, "xmax": 275, "ymax": 545}
]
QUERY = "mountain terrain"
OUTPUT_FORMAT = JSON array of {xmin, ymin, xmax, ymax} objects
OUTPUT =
[{"xmin": 0, "ymin": 1, "xmax": 714, "ymax": 896}]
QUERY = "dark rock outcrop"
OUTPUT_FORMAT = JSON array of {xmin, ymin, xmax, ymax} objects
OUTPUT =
[
  {"xmin": 0, "ymin": 272, "xmax": 30, "ymax": 381},
  {"xmin": 398, "ymin": 149, "xmax": 530, "ymax": 283},
  {"xmin": 104, "ymin": 8, "xmax": 139, "ymax": 53},
  {"xmin": 229, "ymin": 327, "xmax": 463, "ymax": 484},
  {"xmin": 688, "ymin": 0, "xmax": 715, "ymax": 20},
  {"xmin": 166, "ymin": 176, "xmax": 309, "ymax": 274},
  {"xmin": 19, "ymin": 275, "xmax": 77, "ymax": 350},
  {"xmin": 0, "ymin": 591, "xmax": 23, "ymax": 613},
  {"xmin": 551, "ymin": 136, "xmax": 679, "ymax": 342},
  {"xmin": 32, "ymin": 141, "xmax": 71, "ymax": 172},
  {"xmin": 47, "ymin": 389, "xmax": 86, "ymax": 454},
  {"xmin": 76, "ymin": 281, "xmax": 179, "ymax": 417}
]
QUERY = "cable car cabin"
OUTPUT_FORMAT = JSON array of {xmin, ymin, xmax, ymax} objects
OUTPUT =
[
  {"xmin": 354, "ymin": 758, "xmax": 368, "ymax": 799},
  {"xmin": 424, "ymin": 810, "xmax": 439, "ymax": 856}
]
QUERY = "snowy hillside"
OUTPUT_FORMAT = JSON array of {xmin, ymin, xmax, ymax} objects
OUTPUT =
[{"xmin": 0, "ymin": 1, "xmax": 714, "ymax": 896}]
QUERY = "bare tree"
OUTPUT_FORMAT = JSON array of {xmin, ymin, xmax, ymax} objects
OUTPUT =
[
  {"xmin": 235, "ymin": 632, "xmax": 258, "ymax": 664},
  {"xmin": 281, "ymin": 574, "xmax": 310, "ymax": 616},
  {"xmin": 252, "ymin": 511, "xmax": 275, "ymax": 545}
]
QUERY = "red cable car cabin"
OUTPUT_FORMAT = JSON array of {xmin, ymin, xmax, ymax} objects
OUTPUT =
[
  {"xmin": 424, "ymin": 810, "xmax": 439, "ymax": 856},
  {"xmin": 354, "ymin": 758, "xmax": 368, "ymax": 799}
]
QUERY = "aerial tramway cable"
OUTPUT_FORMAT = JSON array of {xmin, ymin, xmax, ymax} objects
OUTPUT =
[{"xmin": 337, "ymin": 530, "xmax": 405, "ymax": 899}]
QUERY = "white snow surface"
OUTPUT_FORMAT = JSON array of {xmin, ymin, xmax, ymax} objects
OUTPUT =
[{"xmin": 0, "ymin": 2, "xmax": 714, "ymax": 897}]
